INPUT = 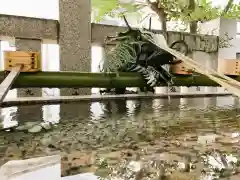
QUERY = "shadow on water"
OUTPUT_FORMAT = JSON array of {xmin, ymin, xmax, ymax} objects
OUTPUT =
[{"xmin": 0, "ymin": 97, "xmax": 240, "ymax": 179}]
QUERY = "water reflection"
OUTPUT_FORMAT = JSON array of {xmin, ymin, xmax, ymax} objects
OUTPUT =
[
  {"xmin": 90, "ymin": 102, "xmax": 105, "ymax": 120},
  {"xmin": 0, "ymin": 96, "xmax": 239, "ymax": 130},
  {"xmin": 42, "ymin": 88, "xmax": 60, "ymax": 124}
]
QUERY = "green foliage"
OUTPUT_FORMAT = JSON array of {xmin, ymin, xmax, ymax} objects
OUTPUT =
[
  {"xmin": 99, "ymin": 39, "xmax": 144, "ymax": 73},
  {"xmin": 92, "ymin": 0, "xmax": 145, "ymax": 22},
  {"xmin": 99, "ymin": 28, "xmax": 157, "ymax": 73},
  {"xmin": 157, "ymin": 0, "xmax": 189, "ymax": 20},
  {"xmin": 177, "ymin": 0, "xmax": 221, "ymax": 22},
  {"xmin": 92, "ymin": 0, "xmax": 240, "ymax": 27},
  {"xmin": 91, "ymin": 0, "xmax": 118, "ymax": 22},
  {"xmin": 177, "ymin": 0, "xmax": 240, "ymax": 22},
  {"xmin": 223, "ymin": 3, "xmax": 240, "ymax": 19}
]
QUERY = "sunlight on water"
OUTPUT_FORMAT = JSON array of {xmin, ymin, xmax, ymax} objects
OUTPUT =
[
  {"xmin": 126, "ymin": 100, "xmax": 138, "ymax": 116},
  {"xmin": 90, "ymin": 102, "xmax": 105, "ymax": 120},
  {"xmin": 216, "ymin": 96, "xmax": 239, "ymax": 108}
]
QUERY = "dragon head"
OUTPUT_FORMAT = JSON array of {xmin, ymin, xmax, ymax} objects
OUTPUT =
[{"xmin": 105, "ymin": 15, "xmax": 153, "ymax": 45}]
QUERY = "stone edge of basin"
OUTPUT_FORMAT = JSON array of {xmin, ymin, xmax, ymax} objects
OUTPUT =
[{"xmin": 1, "ymin": 92, "xmax": 232, "ymax": 107}]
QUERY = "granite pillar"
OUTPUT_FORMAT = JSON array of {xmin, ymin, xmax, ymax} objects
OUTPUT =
[
  {"xmin": 15, "ymin": 38, "xmax": 42, "ymax": 122},
  {"xmin": 59, "ymin": 0, "xmax": 91, "ymax": 118},
  {"xmin": 59, "ymin": 0, "xmax": 91, "ymax": 95}
]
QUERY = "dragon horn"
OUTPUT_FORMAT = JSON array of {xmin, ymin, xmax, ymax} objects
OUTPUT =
[
  {"xmin": 149, "ymin": 17, "xmax": 152, "ymax": 31},
  {"xmin": 122, "ymin": 15, "xmax": 132, "ymax": 30}
]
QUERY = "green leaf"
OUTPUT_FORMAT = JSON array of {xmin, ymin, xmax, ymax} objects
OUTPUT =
[{"xmin": 92, "ymin": 0, "xmax": 240, "ymax": 30}]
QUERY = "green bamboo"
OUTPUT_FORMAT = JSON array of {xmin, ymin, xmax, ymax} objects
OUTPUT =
[{"xmin": 0, "ymin": 71, "xmax": 239, "ymax": 88}]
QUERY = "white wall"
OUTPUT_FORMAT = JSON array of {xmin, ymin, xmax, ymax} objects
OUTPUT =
[
  {"xmin": 199, "ymin": 18, "xmax": 221, "ymax": 36},
  {"xmin": 199, "ymin": 17, "xmax": 240, "ymax": 107},
  {"xmin": 200, "ymin": 18, "xmax": 239, "ymax": 61},
  {"xmin": 219, "ymin": 19, "xmax": 238, "ymax": 59}
]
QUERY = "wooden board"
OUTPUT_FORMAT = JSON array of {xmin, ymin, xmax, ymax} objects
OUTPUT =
[
  {"xmin": 218, "ymin": 59, "xmax": 240, "ymax": 75},
  {"xmin": 170, "ymin": 62, "xmax": 194, "ymax": 75},
  {"xmin": 0, "ymin": 65, "xmax": 22, "ymax": 103},
  {"xmin": 4, "ymin": 51, "xmax": 41, "ymax": 72}
]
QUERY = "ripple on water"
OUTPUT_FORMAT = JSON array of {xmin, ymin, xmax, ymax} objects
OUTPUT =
[{"xmin": 0, "ymin": 97, "xmax": 240, "ymax": 179}]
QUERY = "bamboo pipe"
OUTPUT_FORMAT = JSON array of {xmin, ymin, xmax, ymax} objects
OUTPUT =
[{"xmin": 0, "ymin": 71, "xmax": 239, "ymax": 88}]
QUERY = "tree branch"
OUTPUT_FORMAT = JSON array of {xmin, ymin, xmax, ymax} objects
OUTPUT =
[
  {"xmin": 146, "ymin": 0, "xmax": 167, "ymax": 31},
  {"xmin": 188, "ymin": 0, "xmax": 197, "ymax": 33},
  {"xmin": 222, "ymin": 0, "xmax": 234, "ymax": 14}
]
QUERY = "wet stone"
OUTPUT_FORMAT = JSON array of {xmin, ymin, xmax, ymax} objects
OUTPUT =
[
  {"xmin": 28, "ymin": 125, "xmax": 43, "ymax": 133},
  {"xmin": 16, "ymin": 122, "xmax": 39, "ymax": 131}
]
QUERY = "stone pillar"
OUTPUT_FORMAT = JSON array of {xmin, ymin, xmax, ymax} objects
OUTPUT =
[
  {"xmin": 59, "ymin": 0, "xmax": 91, "ymax": 118},
  {"xmin": 15, "ymin": 39, "xmax": 42, "ymax": 122},
  {"xmin": 193, "ymin": 51, "xmax": 217, "ymax": 108},
  {"xmin": 217, "ymin": 18, "xmax": 237, "ymax": 106},
  {"xmin": 59, "ymin": 0, "xmax": 91, "ymax": 95}
]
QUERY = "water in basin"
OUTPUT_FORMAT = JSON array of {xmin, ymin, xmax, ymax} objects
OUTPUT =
[{"xmin": 0, "ymin": 96, "xmax": 240, "ymax": 179}]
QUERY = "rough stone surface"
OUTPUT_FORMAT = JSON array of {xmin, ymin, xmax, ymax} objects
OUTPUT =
[
  {"xmin": 92, "ymin": 23, "xmax": 219, "ymax": 52},
  {"xmin": 15, "ymin": 39, "xmax": 42, "ymax": 122},
  {"xmin": 15, "ymin": 39, "xmax": 42, "ymax": 98},
  {"xmin": 59, "ymin": 0, "xmax": 91, "ymax": 95},
  {"xmin": 0, "ymin": 14, "xmax": 218, "ymax": 53},
  {"xmin": 0, "ymin": 14, "xmax": 58, "ymax": 40}
]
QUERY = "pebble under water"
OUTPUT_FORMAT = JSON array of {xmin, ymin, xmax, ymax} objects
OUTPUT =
[{"xmin": 0, "ymin": 96, "xmax": 240, "ymax": 179}]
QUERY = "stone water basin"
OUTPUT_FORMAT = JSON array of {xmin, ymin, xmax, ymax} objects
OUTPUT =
[{"xmin": 0, "ymin": 96, "xmax": 240, "ymax": 179}]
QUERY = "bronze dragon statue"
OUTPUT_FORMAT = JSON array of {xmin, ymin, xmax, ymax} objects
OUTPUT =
[{"xmin": 99, "ymin": 16, "xmax": 189, "ymax": 94}]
